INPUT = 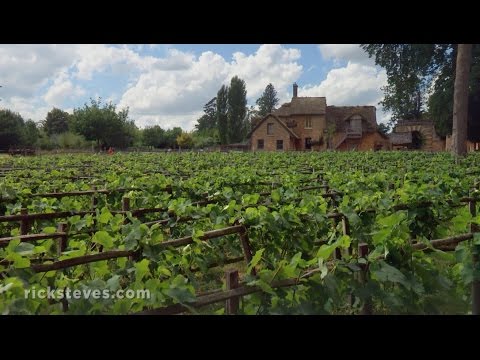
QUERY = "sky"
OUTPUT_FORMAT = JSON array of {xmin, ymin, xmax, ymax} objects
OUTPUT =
[{"xmin": 0, "ymin": 44, "xmax": 389, "ymax": 130}]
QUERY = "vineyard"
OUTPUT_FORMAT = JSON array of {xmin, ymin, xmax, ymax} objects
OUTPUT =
[{"xmin": 1, "ymin": 151, "xmax": 480, "ymax": 314}]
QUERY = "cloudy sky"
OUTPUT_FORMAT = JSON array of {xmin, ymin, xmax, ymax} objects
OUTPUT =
[{"xmin": 0, "ymin": 44, "xmax": 389, "ymax": 130}]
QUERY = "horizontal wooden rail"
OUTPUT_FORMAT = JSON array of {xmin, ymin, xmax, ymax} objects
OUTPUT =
[
  {"xmin": 411, "ymin": 233, "xmax": 474, "ymax": 251},
  {"xmin": 0, "ymin": 232, "xmax": 66, "ymax": 247},
  {"xmin": 158, "ymin": 225, "xmax": 245, "ymax": 249},
  {"xmin": 0, "ymin": 211, "xmax": 95, "ymax": 222},
  {"xmin": 31, "ymin": 250, "xmax": 136, "ymax": 272},
  {"xmin": 135, "ymin": 276, "xmax": 307, "ymax": 315}
]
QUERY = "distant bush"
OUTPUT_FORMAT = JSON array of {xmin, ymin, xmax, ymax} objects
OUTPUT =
[{"xmin": 38, "ymin": 131, "xmax": 92, "ymax": 150}]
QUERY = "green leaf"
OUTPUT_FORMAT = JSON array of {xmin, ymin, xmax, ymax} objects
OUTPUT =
[
  {"xmin": 12, "ymin": 254, "xmax": 30, "ymax": 268},
  {"xmin": 135, "ymin": 259, "xmax": 151, "ymax": 281},
  {"xmin": 98, "ymin": 208, "xmax": 113, "ymax": 224},
  {"xmin": 474, "ymin": 233, "xmax": 480, "ymax": 246},
  {"xmin": 271, "ymin": 189, "xmax": 281, "ymax": 203},
  {"xmin": 318, "ymin": 258, "xmax": 328, "ymax": 279},
  {"xmin": 42, "ymin": 226, "xmax": 56, "ymax": 234},
  {"xmin": 124, "ymin": 227, "xmax": 141, "ymax": 250},
  {"xmin": 253, "ymin": 279, "xmax": 276, "ymax": 295},
  {"xmin": 317, "ymin": 244, "xmax": 336, "ymax": 260},
  {"xmin": 157, "ymin": 266, "xmax": 171, "ymax": 277},
  {"xmin": 92, "ymin": 231, "xmax": 114, "ymax": 248},
  {"xmin": 150, "ymin": 230, "xmax": 164, "ymax": 245},
  {"xmin": 14, "ymin": 242, "xmax": 35, "ymax": 255},
  {"xmin": 371, "ymin": 261, "xmax": 409, "ymax": 289},
  {"xmin": 247, "ymin": 248, "xmax": 265, "ymax": 274},
  {"xmin": 106, "ymin": 275, "xmax": 121, "ymax": 291}
]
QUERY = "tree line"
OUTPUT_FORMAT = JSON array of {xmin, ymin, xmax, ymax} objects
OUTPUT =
[
  {"xmin": 0, "ymin": 98, "xmax": 209, "ymax": 151},
  {"xmin": 194, "ymin": 77, "xmax": 279, "ymax": 145},
  {"xmin": 1, "ymin": 76, "xmax": 280, "ymax": 151}
]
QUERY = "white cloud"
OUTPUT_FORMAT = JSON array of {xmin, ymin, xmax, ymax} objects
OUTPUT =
[
  {"xmin": 73, "ymin": 45, "xmax": 193, "ymax": 81},
  {"xmin": 0, "ymin": 43, "xmax": 390, "ymax": 130},
  {"xmin": 299, "ymin": 62, "xmax": 389, "ymax": 123},
  {"xmin": 318, "ymin": 44, "xmax": 374, "ymax": 66},
  {"xmin": 119, "ymin": 44, "xmax": 303, "ymax": 129},
  {"xmin": 1, "ymin": 96, "xmax": 50, "ymax": 122},
  {"xmin": 0, "ymin": 44, "xmax": 79, "ymax": 98},
  {"xmin": 43, "ymin": 71, "xmax": 85, "ymax": 108}
]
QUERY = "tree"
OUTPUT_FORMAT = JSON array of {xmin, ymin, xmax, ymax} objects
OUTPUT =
[
  {"xmin": 245, "ymin": 105, "xmax": 261, "ymax": 134},
  {"xmin": 142, "ymin": 125, "xmax": 165, "ymax": 148},
  {"xmin": 227, "ymin": 76, "xmax": 247, "ymax": 143},
  {"xmin": 256, "ymin": 83, "xmax": 279, "ymax": 117},
  {"xmin": 361, "ymin": 44, "xmax": 441, "ymax": 124},
  {"xmin": 361, "ymin": 44, "xmax": 480, "ymax": 136},
  {"xmin": 217, "ymin": 85, "xmax": 229, "ymax": 144},
  {"xmin": 71, "ymin": 98, "xmax": 136, "ymax": 149},
  {"xmin": 452, "ymin": 44, "xmax": 473, "ymax": 158},
  {"xmin": 0, "ymin": 109, "xmax": 26, "ymax": 150},
  {"xmin": 43, "ymin": 108, "xmax": 70, "ymax": 135},
  {"xmin": 164, "ymin": 127, "xmax": 183, "ymax": 148},
  {"xmin": 24, "ymin": 120, "xmax": 40, "ymax": 146},
  {"xmin": 176, "ymin": 131, "xmax": 194, "ymax": 149},
  {"xmin": 195, "ymin": 97, "xmax": 217, "ymax": 132},
  {"xmin": 192, "ymin": 129, "xmax": 219, "ymax": 148}
]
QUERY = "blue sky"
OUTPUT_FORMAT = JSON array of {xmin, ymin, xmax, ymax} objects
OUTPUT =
[{"xmin": 0, "ymin": 44, "xmax": 388, "ymax": 130}]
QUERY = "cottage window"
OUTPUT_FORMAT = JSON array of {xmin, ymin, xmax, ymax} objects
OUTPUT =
[
  {"xmin": 305, "ymin": 117, "xmax": 312, "ymax": 129},
  {"xmin": 276, "ymin": 140, "xmax": 283, "ymax": 150},
  {"xmin": 350, "ymin": 115, "xmax": 362, "ymax": 132},
  {"xmin": 257, "ymin": 139, "xmax": 264, "ymax": 150},
  {"xmin": 267, "ymin": 123, "xmax": 274, "ymax": 135}
]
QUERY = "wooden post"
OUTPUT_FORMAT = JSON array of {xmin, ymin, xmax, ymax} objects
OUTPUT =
[
  {"xmin": 469, "ymin": 191, "xmax": 480, "ymax": 315},
  {"xmin": 20, "ymin": 208, "xmax": 30, "ymax": 235},
  {"xmin": 358, "ymin": 243, "xmax": 372, "ymax": 315},
  {"xmin": 57, "ymin": 223, "xmax": 68, "ymax": 257},
  {"xmin": 225, "ymin": 270, "xmax": 239, "ymax": 315},
  {"xmin": 91, "ymin": 186, "xmax": 98, "ymax": 209},
  {"xmin": 239, "ymin": 226, "xmax": 256, "ymax": 276},
  {"xmin": 122, "ymin": 197, "xmax": 131, "ymax": 227},
  {"xmin": 342, "ymin": 215, "xmax": 352, "ymax": 256},
  {"xmin": 122, "ymin": 197, "xmax": 130, "ymax": 212}
]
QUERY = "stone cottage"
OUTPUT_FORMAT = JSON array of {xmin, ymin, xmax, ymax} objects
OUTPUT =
[
  {"xmin": 389, "ymin": 119, "xmax": 445, "ymax": 151},
  {"xmin": 248, "ymin": 83, "xmax": 390, "ymax": 151}
]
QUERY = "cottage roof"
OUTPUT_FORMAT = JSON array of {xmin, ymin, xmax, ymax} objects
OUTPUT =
[
  {"xmin": 389, "ymin": 132, "xmax": 413, "ymax": 145},
  {"xmin": 274, "ymin": 97, "xmax": 327, "ymax": 116},
  {"xmin": 247, "ymin": 113, "xmax": 300, "ymax": 139},
  {"xmin": 326, "ymin": 105, "xmax": 378, "ymax": 131}
]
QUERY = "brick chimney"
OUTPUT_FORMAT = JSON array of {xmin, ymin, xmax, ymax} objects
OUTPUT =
[{"xmin": 293, "ymin": 82, "xmax": 298, "ymax": 98}]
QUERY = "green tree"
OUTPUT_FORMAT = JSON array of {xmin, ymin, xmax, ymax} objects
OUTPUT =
[
  {"xmin": 24, "ymin": 120, "xmax": 40, "ymax": 146},
  {"xmin": 361, "ymin": 44, "xmax": 480, "ymax": 136},
  {"xmin": 227, "ymin": 76, "xmax": 247, "ymax": 143},
  {"xmin": 142, "ymin": 125, "xmax": 165, "ymax": 148},
  {"xmin": 361, "ymin": 44, "xmax": 440, "ymax": 123},
  {"xmin": 71, "ymin": 98, "xmax": 136, "ymax": 149},
  {"xmin": 256, "ymin": 83, "xmax": 279, "ymax": 117},
  {"xmin": 0, "ymin": 109, "xmax": 26, "ymax": 150},
  {"xmin": 195, "ymin": 97, "xmax": 217, "ymax": 132},
  {"xmin": 176, "ymin": 131, "xmax": 194, "ymax": 149},
  {"xmin": 245, "ymin": 105, "xmax": 261, "ymax": 134},
  {"xmin": 192, "ymin": 129, "xmax": 219, "ymax": 148},
  {"xmin": 217, "ymin": 85, "xmax": 229, "ymax": 144},
  {"xmin": 165, "ymin": 127, "xmax": 183, "ymax": 148},
  {"xmin": 43, "ymin": 108, "xmax": 70, "ymax": 135}
]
